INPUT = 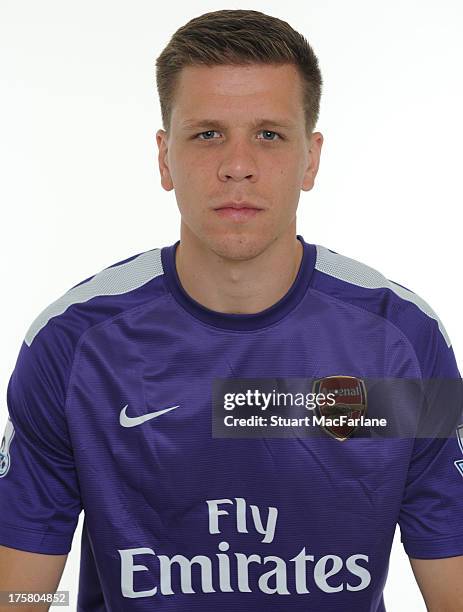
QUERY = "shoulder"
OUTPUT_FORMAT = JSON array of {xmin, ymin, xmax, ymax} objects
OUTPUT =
[
  {"xmin": 310, "ymin": 244, "xmax": 457, "ymax": 377},
  {"xmin": 9, "ymin": 247, "xmax": 167, "ymax": 416},
  {"xmin": 10, "ymin": 247, "xmax": 166, "ymax": 393},
  {"xmin": 24, "ymin": 246, "xmax": 165, "ymax": 350}
]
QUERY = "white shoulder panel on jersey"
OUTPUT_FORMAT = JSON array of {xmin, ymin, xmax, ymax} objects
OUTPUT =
[
  {"xmin": 25, "ymin": 248, "xmax": 164, "ymax": 347},
  {"xmin": 314, "ymin": 244, "xmax": 451, "ymax": 348}
]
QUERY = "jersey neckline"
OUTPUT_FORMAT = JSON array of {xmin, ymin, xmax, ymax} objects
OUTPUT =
[{"xmin": 160, "ymin": 234, "xmax": 316, "ymax": 331}]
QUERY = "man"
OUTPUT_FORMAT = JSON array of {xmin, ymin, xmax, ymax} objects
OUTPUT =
[{"xmin": 0, "ymin": 8, "xmax": 462, "ymax": 611}]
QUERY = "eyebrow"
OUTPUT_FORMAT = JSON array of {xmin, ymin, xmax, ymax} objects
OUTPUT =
[{"xmin": 180, "ymin": 118, "xmax": 295, "ymax": 131}]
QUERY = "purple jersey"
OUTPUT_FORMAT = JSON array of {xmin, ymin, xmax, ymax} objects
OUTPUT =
[{"xmin": 1, "ymin": 234, "xmax": 462, "ymax": 611}]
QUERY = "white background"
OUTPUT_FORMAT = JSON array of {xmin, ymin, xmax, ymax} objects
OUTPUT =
[{"xmin": 1, "ymin": 1, "xmax": 462, "ymax": 610}]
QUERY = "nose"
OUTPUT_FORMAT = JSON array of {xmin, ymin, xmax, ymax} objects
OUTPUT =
[{"xmin": 217, "ymin": 137, "xmax": 258, "ymax": 183}]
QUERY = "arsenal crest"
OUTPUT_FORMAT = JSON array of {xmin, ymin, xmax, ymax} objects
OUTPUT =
[{"xmin": 312, "ymin": 375, "xmax": 368, "ymax": 441}]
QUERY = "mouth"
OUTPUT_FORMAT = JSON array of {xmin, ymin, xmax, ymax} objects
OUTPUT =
[
  {"xmin": 213, "ymin": 201, "xmax": 264, "ymax": 222},
  {"xmin": 214, "ymin": 201, "xmax": 262, "ymax": 211}
]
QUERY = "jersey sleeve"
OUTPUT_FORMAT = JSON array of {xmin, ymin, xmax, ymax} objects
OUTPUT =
[
  {"xmin": 0, "ymin": 318, "xmax": 83, "ymax": 555},
  {"xmin": 397, "ymin": 310, "xmax": 463, "ymax": 559}
]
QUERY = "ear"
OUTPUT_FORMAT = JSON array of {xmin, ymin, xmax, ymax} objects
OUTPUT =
[
  {"xmin": 156, "ymin": 129, "xmax": 174, "ymax": 191},
  {"xmin": 301, "ymin": 132, "xmax": 324, "ymax": 192}
]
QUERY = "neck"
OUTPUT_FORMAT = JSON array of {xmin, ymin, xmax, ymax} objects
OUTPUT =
[{"xmin": 174, "ymin": 222, "xmax": 303, "ymax": 315}]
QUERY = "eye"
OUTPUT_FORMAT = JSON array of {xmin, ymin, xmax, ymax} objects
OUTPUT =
[
  {"xmin": 257, "ymin": 130, "xmax": 281, "ymax": 141},
  {"xmin": 196, "ymin": 130, "xmax": 220, "ymax": 140}
]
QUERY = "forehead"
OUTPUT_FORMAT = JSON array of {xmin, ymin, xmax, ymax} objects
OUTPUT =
[{"xmin": 171, "ymin": 63, "xmax": 304, "ymax": 126}]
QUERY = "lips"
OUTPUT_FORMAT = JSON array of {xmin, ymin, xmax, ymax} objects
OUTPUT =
[
  {"xmin": 214, "ymin": 206, "xmax": 262, "ymax": 222},
  {"xmin": 214, "ymin": 201, "xmax": 262, "ymax": 210}
]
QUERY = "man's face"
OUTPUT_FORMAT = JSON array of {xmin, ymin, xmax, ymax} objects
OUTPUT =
[{"xmin": 156, "ymin": 62, "xmax": 323, "ymax": 260}]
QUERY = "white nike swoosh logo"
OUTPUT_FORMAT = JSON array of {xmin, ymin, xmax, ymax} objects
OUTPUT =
[{"xmin": 119, "ymin": 404, "xmax": 179, "ymax": 427}]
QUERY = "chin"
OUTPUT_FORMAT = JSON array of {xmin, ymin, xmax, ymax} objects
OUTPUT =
[{"xmin": 205, "ymin": 232, "xmax": 270, "ymax": 261}]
